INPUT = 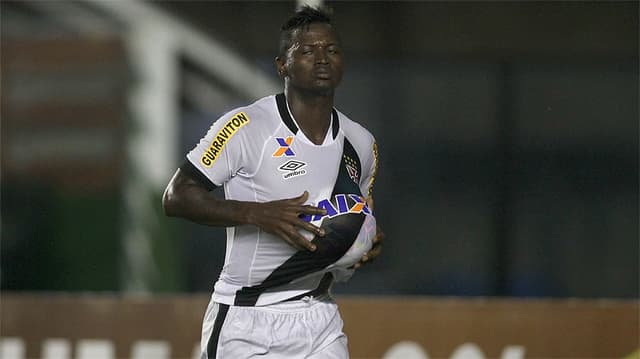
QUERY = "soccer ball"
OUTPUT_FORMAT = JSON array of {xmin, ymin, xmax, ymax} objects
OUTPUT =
[
  {"xmin": 302, "ymin": 193, "xmax": 376, "ymax": 271},
  {"xmin": 330, "ymin": 213, "xmax": 376, "ymax": 269}
]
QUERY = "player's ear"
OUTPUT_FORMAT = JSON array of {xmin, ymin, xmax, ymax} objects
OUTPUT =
[{"xmin": 275, "ymin": 57, "xmax": 287, "ymax": 78}]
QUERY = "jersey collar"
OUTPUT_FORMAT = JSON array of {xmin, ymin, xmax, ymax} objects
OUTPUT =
[{"xmin": 276, "ymin": 93, "xmax": 340, "ymax": 140}]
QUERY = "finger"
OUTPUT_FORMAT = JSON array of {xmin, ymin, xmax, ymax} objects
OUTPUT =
[
  {"xmin": 298, "ymin": 204, "xmax": 327, "ymax": 216},
  {"xmin": 373, "ymin": 232, "xmax": 385, "ymax": 245},
  {"xmin": 365, "ymin": 244, "xmax": 382, "ymax": 262},
  {"xmin": 370, "ymin": 239, "xmax": 382, "ymax": 251},
  {"xmin": 359, "ymin": 245, "xmax": 381, "ymax": 264},
  {"xmin": 287, "ymin": 229, "xmax": 316, "ymax": 252},
  {"xmin": 366, "ymin": 196, "xmax": 375, "ymax": 211},
  {"xmin": 297, "ymin": 220, "xmax": 325, "ymax": 237},
  {"xmin": 373, "ymin": 226, "xmax": 385, "ymax": 244},
  {"xmin": 278, "ymin": 229, "xmax": 309, "ymax": 251},
  {"xmin": 276, "ymin": 229, "xmax": 306, "ymax": 251},
  {"xmin": 292, "ymin": 190, "xmax": 309, "ymax": 204},
  {"xmin": 279, "ymin": 191, "xmax": 309, "ymax": 205}
]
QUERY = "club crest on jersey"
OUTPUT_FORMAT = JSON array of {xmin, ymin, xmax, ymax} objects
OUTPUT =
[
  {"xmin": 272, "ymin": 136, "xmax": 295, "ymax": 157},
  {"xmin": 278, "ymin": 160, "xmax": 307, "ymax": 179},
  {"xmin": 343, "ymin": 155, "xmax": 359, "ymax": 183},
  {"xmin": 200, "ymin": 112, "xmax": 250, "ymax": 167},
  {"xmin": 301, "ymin": 194, "xmax": 371, "ymax": 222}
]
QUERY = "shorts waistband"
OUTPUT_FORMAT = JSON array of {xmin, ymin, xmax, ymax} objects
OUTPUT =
[{"xmin": 284, "ymin": 272, "xmax": 333, "ymax": 302}]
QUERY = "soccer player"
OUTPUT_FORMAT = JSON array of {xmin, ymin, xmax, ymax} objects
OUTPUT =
[{"xmin": 163, "ymin": 6, "xmax": 383, "ymax": 358}]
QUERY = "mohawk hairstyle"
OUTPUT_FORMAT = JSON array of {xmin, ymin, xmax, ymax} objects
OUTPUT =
[{"xmin": 278, "ymin": 5, "xmax": 335, "ymax": 56}]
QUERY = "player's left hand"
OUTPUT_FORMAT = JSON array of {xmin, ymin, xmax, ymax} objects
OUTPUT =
[
  {"xmin": 354, "ymin": 196, "xmax": 384, "ymax": 269},
  {"xmin": 354, "ymin": 225, "xmax": 384, "ymax": 269}
]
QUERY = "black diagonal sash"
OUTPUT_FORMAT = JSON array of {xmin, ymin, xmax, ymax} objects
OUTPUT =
[{"xmin": 234, "ymin": 137, "xmax": 364, "ymax": 306}]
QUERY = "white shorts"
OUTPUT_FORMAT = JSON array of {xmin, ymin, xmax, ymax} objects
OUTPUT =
[{"xmin": 200, "ymin": 295, "xmax": 349, "ymax": 359}]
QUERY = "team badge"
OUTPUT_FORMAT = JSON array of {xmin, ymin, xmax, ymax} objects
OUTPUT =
[
  {"xmin": 278, "ymin": 160, "xmax": 307, "ymax": 179},
  {"xmin": 343, "ymin": 155, "xmax": 359, "ymax": 183},
  {"xmin": 272, "ymin": 136, "xmax": 295, "ymax": 157}
]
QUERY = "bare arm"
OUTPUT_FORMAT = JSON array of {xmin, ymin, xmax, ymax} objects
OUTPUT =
[{"xmin": 162, "ymin": 168, "xmax": 326, "ymax": 251}]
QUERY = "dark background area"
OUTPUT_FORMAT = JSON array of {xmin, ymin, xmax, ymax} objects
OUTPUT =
[{"xmin": 2, "ymin": 1, "xmax": 638, "ymax": 298}]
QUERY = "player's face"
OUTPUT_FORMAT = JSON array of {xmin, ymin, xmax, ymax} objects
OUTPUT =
[{"xmin": 277, "ymin": 23, "xmax": 343, "ymax": 95}]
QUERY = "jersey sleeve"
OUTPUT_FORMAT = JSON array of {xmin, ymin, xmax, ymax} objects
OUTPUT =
[
  {"xmin": 185, "ymin": 111, "xmax": 252, "ymax": 187},
  {"xmin": 360, "ymin": 138, "xmax": 379, "ymax": 200}
]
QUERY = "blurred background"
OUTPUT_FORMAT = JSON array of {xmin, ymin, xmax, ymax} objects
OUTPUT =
[{"xmin": 1, "ymin": 0, "xmax": 638, "ymax": 299}]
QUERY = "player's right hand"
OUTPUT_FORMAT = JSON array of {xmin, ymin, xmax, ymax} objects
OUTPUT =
[{"xmin": 247, "ymin": 191, "xmax": 326, "ymax": 251}]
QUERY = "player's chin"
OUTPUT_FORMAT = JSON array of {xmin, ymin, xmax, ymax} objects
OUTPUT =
[{"xmin": 311, "ymin": 79, "xmax": 339, "ymax": 92}]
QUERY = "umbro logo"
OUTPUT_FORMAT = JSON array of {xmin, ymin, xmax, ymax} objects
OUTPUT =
[
  {"xmin": 278, "ymin": 160, "xmax": 307, "ymax": 179},
  {"xmin": 279, "ymin": 160, "xmax": 305, "ymax": 171}
]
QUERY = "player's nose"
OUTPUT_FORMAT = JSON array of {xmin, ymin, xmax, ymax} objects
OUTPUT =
[{"xmin": 315, "ymin": 49, "xmax": 329, "ymax": 64}]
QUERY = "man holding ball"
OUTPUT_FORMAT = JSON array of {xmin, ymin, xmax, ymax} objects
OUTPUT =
[{"xmin": 163, "ymin": 6, "xmax": 383, "ymax": 358}]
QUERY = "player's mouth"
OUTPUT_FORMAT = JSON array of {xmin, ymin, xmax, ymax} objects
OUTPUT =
[{"xmin": 314, "ymin": 70, "xmax": 332, "ymax": 79}]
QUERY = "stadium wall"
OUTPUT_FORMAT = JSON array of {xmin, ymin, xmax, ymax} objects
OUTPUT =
[{"xmin": 1, "ymin": 294, "xmax": 637, "ymax": 359}]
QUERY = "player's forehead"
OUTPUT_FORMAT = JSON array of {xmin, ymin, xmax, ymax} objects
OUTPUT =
[{"xmin": 290, "ymin": 23, "xmax": 340, "ymax": 47}]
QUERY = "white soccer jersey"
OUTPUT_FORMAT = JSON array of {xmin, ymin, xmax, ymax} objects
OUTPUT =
[{"xmin": 185, "ymin": 93, "xmax": 378, "ymax": 306}]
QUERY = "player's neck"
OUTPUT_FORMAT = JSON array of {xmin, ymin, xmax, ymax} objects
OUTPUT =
[{"xmin": 285, "ymin": 89, "xmax": 334, "ymax": 145}]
